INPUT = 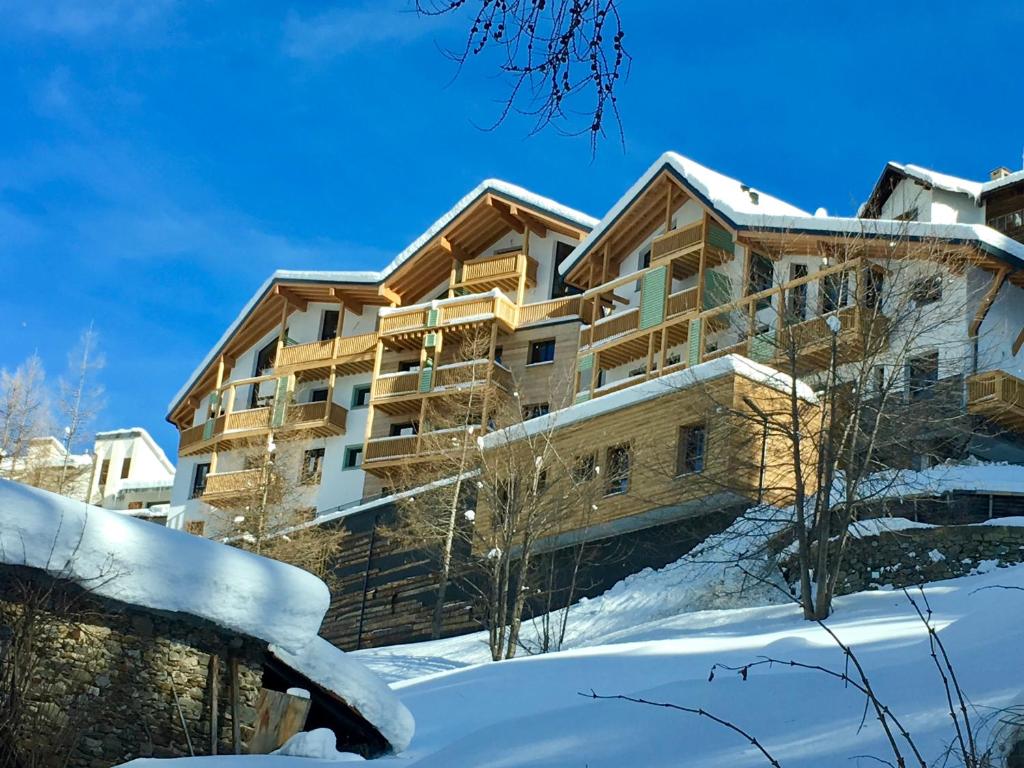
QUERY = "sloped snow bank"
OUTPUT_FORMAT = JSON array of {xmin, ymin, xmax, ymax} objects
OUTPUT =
[
  {"xmin": 270, "ymin": 638, "xmax": 415, "ymax": 753},
  {"xmin": 0, "ymin": 479, "xmax": 329, "ymax": 654},
  {"xmin": 273, "ymin": 730, "xmax": 364, "ymax": 761}
]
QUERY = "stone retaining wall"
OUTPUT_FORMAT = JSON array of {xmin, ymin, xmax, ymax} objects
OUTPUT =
[
  {"xmin": 833, "ymin": 523, "xmax": 1024, "ymax": 595},
  {"xmin": 1, "ymin": 576, "xmax": 265, "ymax": 768}
]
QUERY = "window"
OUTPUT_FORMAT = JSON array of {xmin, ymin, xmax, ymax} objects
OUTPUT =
[
  {"xmin": 494, "ymin": 346, "xmax": 503, "ymax": 365},
  {"xmin": 528, "ymin": 339, "xmax": 556, "ymax": 365},
  {"xmin": 190, "ymin": 463, "xmax": 210, "ymax": 499},
  {"xmin": 572, "ymin": 453, "xmax": 597, "ymax": 483},
  {"xmin": 389, "ymin": 422, "xmax": 418, "ymax": 437},
  {"xmin": 635, "ymin": 247, "xmax": 652, "ymax": 291},
  {"xmin": 120, "ymin": 457, "xmax": 132, "ymax": 479},
  {"xmin": 251, "ymin": 337, "xmax": 278, "ymax": 407},
  {"xmin": 535, "ymin": 469, "xmax": 548, "ymax": 494},
  {"xmin": 128, "ymin": 501, "xmax": 143, "ymax": 510},
  {"xmin": 605, "ymin": 444, "xmax": 631, "ymax": 496},
  {"xmin": 676, "ymin": 424, "xmax": 706, "ymax": 475},
  {"xmin": 820, "ymin": 272, "xmax": 849, "ymax": 314},
  {"xmin": 301, "ymin": 448, "xmax": 326, "ymax": 484},
  {"xmin": 748, "ymin": 253, "xmax": 774, "ymax": 308},
  {"xmin": 894, "ymin": 207, "xmax": 919, "ymax": 222},
  {"xmin": 351, "ymin": 384, "xmax": 371, "ymax": 408},
  {"xmin": 320, "ymin": 309, "xmax": 339, "ymax": 341},
  {"xmin": 787, "ymin": 264, "xmax": 808, "ymax": 321},
  {"xmin": 343, "ymin": 445, "xmax": 363, "ymax": 470},
  {"xmin": 398, "ymin": 359, "xmax": 420, "ymax": 373},
  {"xmin": 907, "ymin": 351, "xmax": 939, "ymax": 402},
  {"xmin": 873, "ymin": 365, "xmax": 886, "ymax": 394},
  {"xmin": 912, "ymin": 276, "xmax": 942, "ymax": 306},
  {"xmin": 98, "ymin": 459, "xmax": 111, "ymax": 487},
  {"xmin": 185, "ymin": 520, "xmax": 206, "ymax": 536},
  {"xmin": 522, "ymin": 402, "xmax": 550, "ymax": 420},
  {"xmin": 309, "ymin": 388, "xmax": 329, "ymax": 403},
  {"xmin": 551, "ymin": 241, "xmax": 576, "ymax": 298},
  {"xmin": 863, "ymin": 267, "xmax": 884, "ymax": 311}
]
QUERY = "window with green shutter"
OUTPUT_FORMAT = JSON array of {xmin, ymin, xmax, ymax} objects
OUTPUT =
[
  {"xmin": 687, "ymin": 318, "xmax": 702, "ymax": 366},
  {"xmin": 639, "ymin": 265, "xmax": 667, "ymax": 330}
]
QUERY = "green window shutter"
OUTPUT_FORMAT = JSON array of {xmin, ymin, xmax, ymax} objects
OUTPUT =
[
  {"xmin": 578, "ymin": 353, "xmax": 594, "ymax": 375},
  {"xmin": 418, "ymin": 362, "xmax": 434, "ymax": 393},
  {"xmin": 703, "ymin": 271, "xmax": 732, "ymax": 310},
  {"xmin": 639, "ymin": 265, "xmax": 667, "ymax": 330},
  {"xmin": 202, "ymin": 392, "xmax": 220, "ymax": 440},
  {"xmin": 575, "ymin": 391, "xmax": 591, "ymax": 404},
  {"xmin": 424, "ymin": 332, "xmax": 438, "ymax": 349},
  {"xmin": 706, "ymin": 222, "xmax": 735, "ymax": 255},
  {"xmin": 426, "ymin": 308, "xmax": 439, "ymax": 327},
  {"xmin": 687, "ymin": 318, "xmax": 703, "ymax": 366},
  {"xmin": 749, "ymin": 330, "xmax": 776, "ymax": 362},
  {"xmin": 202, "ymin": 418, "xmax": 215, "ymax": 441},
  {"xmin": 271, "ymin": 376, "xmax": 290, "ymax": 428}
]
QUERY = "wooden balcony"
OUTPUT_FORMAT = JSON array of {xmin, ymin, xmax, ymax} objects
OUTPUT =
[
  {"xmin": 774, "ymin": 306, "xmax": 889, "ymax": 373},
  {"xmin": 275, "ymin": 331, "xmax": 378, "ymax": 380},
  {"xmin": 516, "ymin": 296, "xmax": 583, "ymax": 326},
  {"xmin": 967, "ymin": 370, "xmax": 1024, "ymax": 432},
  {"xmin": 650, "ymin": 219, "xmax": 734, "ymax": 280},
  {"xmin": 378, "ymin": 291, "xmax": 519, "ymax": 349},
  {"xmin": 200, "ymin": 468, "xmax": 262, "ymax": 505},
  {"xmin": 178, "ymin": 401, "xmax": 347, "ymax": 455},
  {"xmin": 370, "ymin": 360, "xmax": 513, "ymax": 416},
  {"xmin": 454, "ymin": 252, "xmax": 538, "ymax": 294},
  {"xmin": 362, "ymin": 426, "xmax": 476, "ymax": 475}
]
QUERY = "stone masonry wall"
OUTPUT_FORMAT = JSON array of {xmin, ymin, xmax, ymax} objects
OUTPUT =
[
  {"xmin": 833, "ymin": 524, "xmax": 1024, "ymax": 595},
  {"xmin": 1, "ymin": 582, "xmax": 266, "ymax": 768}
]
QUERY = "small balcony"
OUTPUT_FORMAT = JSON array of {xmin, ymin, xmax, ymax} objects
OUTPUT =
[
  {"xmin": 178, "ymin": 400, "xmax": 347, "ymax": 456},
  {"xmin": 370, "ymin": 360, "xmax": 513, "ymax": 415},
  {"xmin": 378, "ymin": 291, "xmax": 519, "ymax": 349},
  {"xmin": 362, "ymin": 426, "xmax": 476, "ymax": 475},
  {"xmin": 967, "ymin": 370, "xmax": 1024, "ymax": 432},
  {"xmin": 274, "ymin": 331, "xmax": 378, "ymax": 380},
  {"xmin": 650, "ymin": 219, "xmax": 734, "ymax": 280},
  {"xmin": 199, "ymin": 468, "xmax": 263, "ymax": 505},
  {"xmin": 454, "ymin": 252, "xmax": 538, "ymax": 295}
]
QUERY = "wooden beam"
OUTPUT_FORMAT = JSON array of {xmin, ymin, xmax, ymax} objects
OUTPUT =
[
  {"xmin": 511, "ymin": 205, "xmax": 548, "ymax": 238},
  {"xmin": 330, "ymin": 288, "xmax": 362, "ymax": 316},
  {"xmin": 377, "ymin": 284, "xmax": 401, "ymax": 307},
  {"xmin": 970, "ymin": 267, "xmax": 1009, "ymax": 337},
  {"xmin": 273, "ymin": 285, "xmax": 308, "ymax": 312},
  {"xmin": 1013, "ymin": 325, "xmax": 1024, "ymax": 357},
  {"xmin": 209, "ymin": 654, "xmax": 220, "ymax": 755},
  {"xmin": 230, "ymin": 657, "xmax": 241, "ymax": 754},
  {"xmin": 486, "ymin": 196, "xmax": 525, "ymax": 234}
]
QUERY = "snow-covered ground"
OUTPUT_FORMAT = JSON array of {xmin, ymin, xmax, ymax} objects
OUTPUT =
[{"xmin": 347, "ymin": 562, "xmax": 1024, "ymax": 767}]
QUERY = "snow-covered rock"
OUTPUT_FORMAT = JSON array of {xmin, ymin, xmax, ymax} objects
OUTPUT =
[
  {"xmin": 273, "ymin": 729, "xmax": 363, "ymax": 761},
  {"xmin": 0, "ymin": 479, "xmax": 328, "ymax": 653}
]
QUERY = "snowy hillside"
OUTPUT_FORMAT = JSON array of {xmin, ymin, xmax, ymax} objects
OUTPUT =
[{"xmin": 353, "ymin": 562, "xmax": 1024, "ymax": 766}]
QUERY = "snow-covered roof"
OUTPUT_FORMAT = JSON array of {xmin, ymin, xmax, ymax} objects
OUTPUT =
[
  {"xmin": 560, "ymin": 151, "xmax": 810, "ymax": 276},
  {"xmin": 562, "ymin": 152, "xmax": 1024, "ymax": 278},
  {"xmin": 167, "ymin": 180, "xmax": 596, "ymax": 418},
  {"xmin": 480, "ymin": 354, "xmax": 816, "ymax": 449},
  {"xmin": 95, "ymin": 427, "xmax": 175, "ymax": 475},
  {"xmin": 0, "ymin": 479, "xmax": 329, "ymax": 654},
  {"xmin": 116, "ymin": 479, "xmax": 174, "ymax": 492},
  {"xmin": 880, "ymin": 161, "xmax": 1024, "ymax": 202},
  {"xmin": 270, "ymin": 637, "xmax": 415, "ymax": 753}
]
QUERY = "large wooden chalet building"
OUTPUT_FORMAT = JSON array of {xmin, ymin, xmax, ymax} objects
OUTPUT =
[{"xmin": 166, "ymin": 153, "xmax": 1024, "ymax": 565}]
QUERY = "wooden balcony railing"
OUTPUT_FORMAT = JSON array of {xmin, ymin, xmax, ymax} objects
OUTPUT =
[
  {"xmin": 666, "ymin": 287, "xmax": 698, "ymax": 318},
  {"xmin": 517, "ymin": 296, "xmax": 583, "ymax": 326},
  {"xmin": 967, "ymin": 370, "xmax": 1024, "ymax": 431},
  {"xmin": 583, "ymin": 307, "xmax": 640, "ymax": 347},
  {"xmin": 275, "ymin": 331, "xmax": 378, "ymax": 371},
  {"xmin": 364, "ymin": 434, "xmax": 419, "ymax": 463},
  {"xmin": 651, "ymin": 220, "xmax": 705, "ymax": 261},
  {"xmin": 371, "ymin": 361, "xmax": 512, "ymax": 403},
  {"xmin": 371, "ymin": 371, "xmax": 421, "ymax": 400},
  {"xmin": 178, "ymin": 401, "xmax": 346, "ymax": 454},
  {"xmin": 378, "ymin": 291, "xmax": 519, "ymax": 337},
  {"xmin": 456, "ymin": 252, "xmax": 538, "ymax": 293},
  {"xmin": 201, "ymin": 468, "xmax": 262, "ymax": 501}
]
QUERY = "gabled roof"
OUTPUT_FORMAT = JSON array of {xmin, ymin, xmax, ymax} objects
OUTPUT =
[
  {"xmin": 167, "ymin": 180, "xmax": 596, "ymax": 422},
  {"xmin": 559, "ymin": 151, "xmax": 810, "ymax": 280},
  {"xmin": 95, "ymin": 427, "xmax": 175, "ymax": 475},
  {"xmin": 862, "ymin": 161, "xmax": 1024, "ymax": 217},
  {"xmin": 561, "ymin": 152, "xmax": 1024, "ymax": 280}
]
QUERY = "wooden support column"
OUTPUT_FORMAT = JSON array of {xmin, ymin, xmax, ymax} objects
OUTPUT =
[
  {"xmin": 326, "ymin": 364, "xmax": 337, "ymax": 412},
  {"xmin": 331, "ymin": 300, "xmax": 346, "ymax": 357},
  {"xmin": 479, "ymin": 321, "xmax": 500, "ymax": 433},
  {"xmin": 363, "ymin": 340, "xmax": 384, "ymax": 451},
  {"xmin": 210, "ymin": 355, "xmax": 227, "ymax": 474},
  {"xmin": 448, "ymin": 256, "xmax": 458, "ymax": 299},
  {"xmin": 589, "ymin": 351, "xmax": 600, "ymax": 396},
  {"xmin": 209, "ymin": 654, "xmax": 220, "ymax": 755},
  {"xmin": 601, "ymin": 243, "xmax": 611, "ymax": 285},
  {"xmin": 275, "ymin": 297, "xmax": 289, "ymax": 359},
  {"xmin": 645, "ymin": 333, "xmax": 656, "ymax": 377},
  {"xmin": 516, "ymin": 227, "xmax": 530, "ymax": 305},
  {"xmin": 229, "ymin": 657, "xmax": 241, "ymax": 754},
  {"xmin": 1013, "ymin": 326, "xmax": 1024, "ymax": 357},
  {"xmin": 224, "ymin": 384, "xmax": 237, "ymax": 416},
  {"xmin": 664, "ymin": 183, "xmax": 674, "ymax": 231},
  {"xmin": 658, "ymin": 326, "xmax": 669, "ymax": 374}
]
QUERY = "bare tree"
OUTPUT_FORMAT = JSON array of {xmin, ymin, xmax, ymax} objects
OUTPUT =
[
  {"xmin": 0, "ymin": 355, "xmax": 49, "ymax": 467},
  {"xmin": 415, "ymin": 0, "xmax": 630, "ymax": 147},
  {"xmin": 57, "ymin": 324, "xmax": 105, "ymax": 495},
  {"xmin": 670, "ymin": 228, "xmax": 984, "ymax": 620}
]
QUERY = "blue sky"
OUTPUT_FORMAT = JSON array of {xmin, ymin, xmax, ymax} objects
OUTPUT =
[{"xmin": 2, "ymin": 0, "xmax": 1022, "ymax": 458}]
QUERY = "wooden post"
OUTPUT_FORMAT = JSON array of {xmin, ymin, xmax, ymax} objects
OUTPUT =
[
  {"xmin": 479, "ymin": 321, "xmax": 500, "ymax": 433},
  {"xmin": 645, "ymin": 333, "xmax": 656, "ymax": 377},
  {"xmin": 515, "ymin": 227, "xmax": 531, "ymax": 305},
  {"xmin": 363, "ymin": 339, "xmax": 385, "ymax": 450},
  {"xmin": 658, "ymin": 326, "xmax": 669, "ymax": 374},
  {"xmin": 230, "ymin": 657, "xmax": 241, "ymax": 754},
  {"xmin": 225, "ymin": 385, "xmax": 237, "ymax": 416},
  {"xmin": 326, "ymin": 364, "xmax": 337, "ymax": 416},
  {"xmin": 664, "ymin": 183, "xmax": 673, "ymax": 232},
  {"xmin": 275, "ymin": 297, "xmax": 289, "ymax": 360},
  {"xmin": 332, "ymin": 300, "xmax": 346, "ymax": 357},
  {"xmin": 448, "ymin": 257, "xmax": 458, "ymax": 299},
  {"xmin": 589, "ymin": 350, "xmax": 600, "ymax": 397},
  {"xmin": 209, "ymin": 655, "xmax": 220, "ymax": 755}
]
